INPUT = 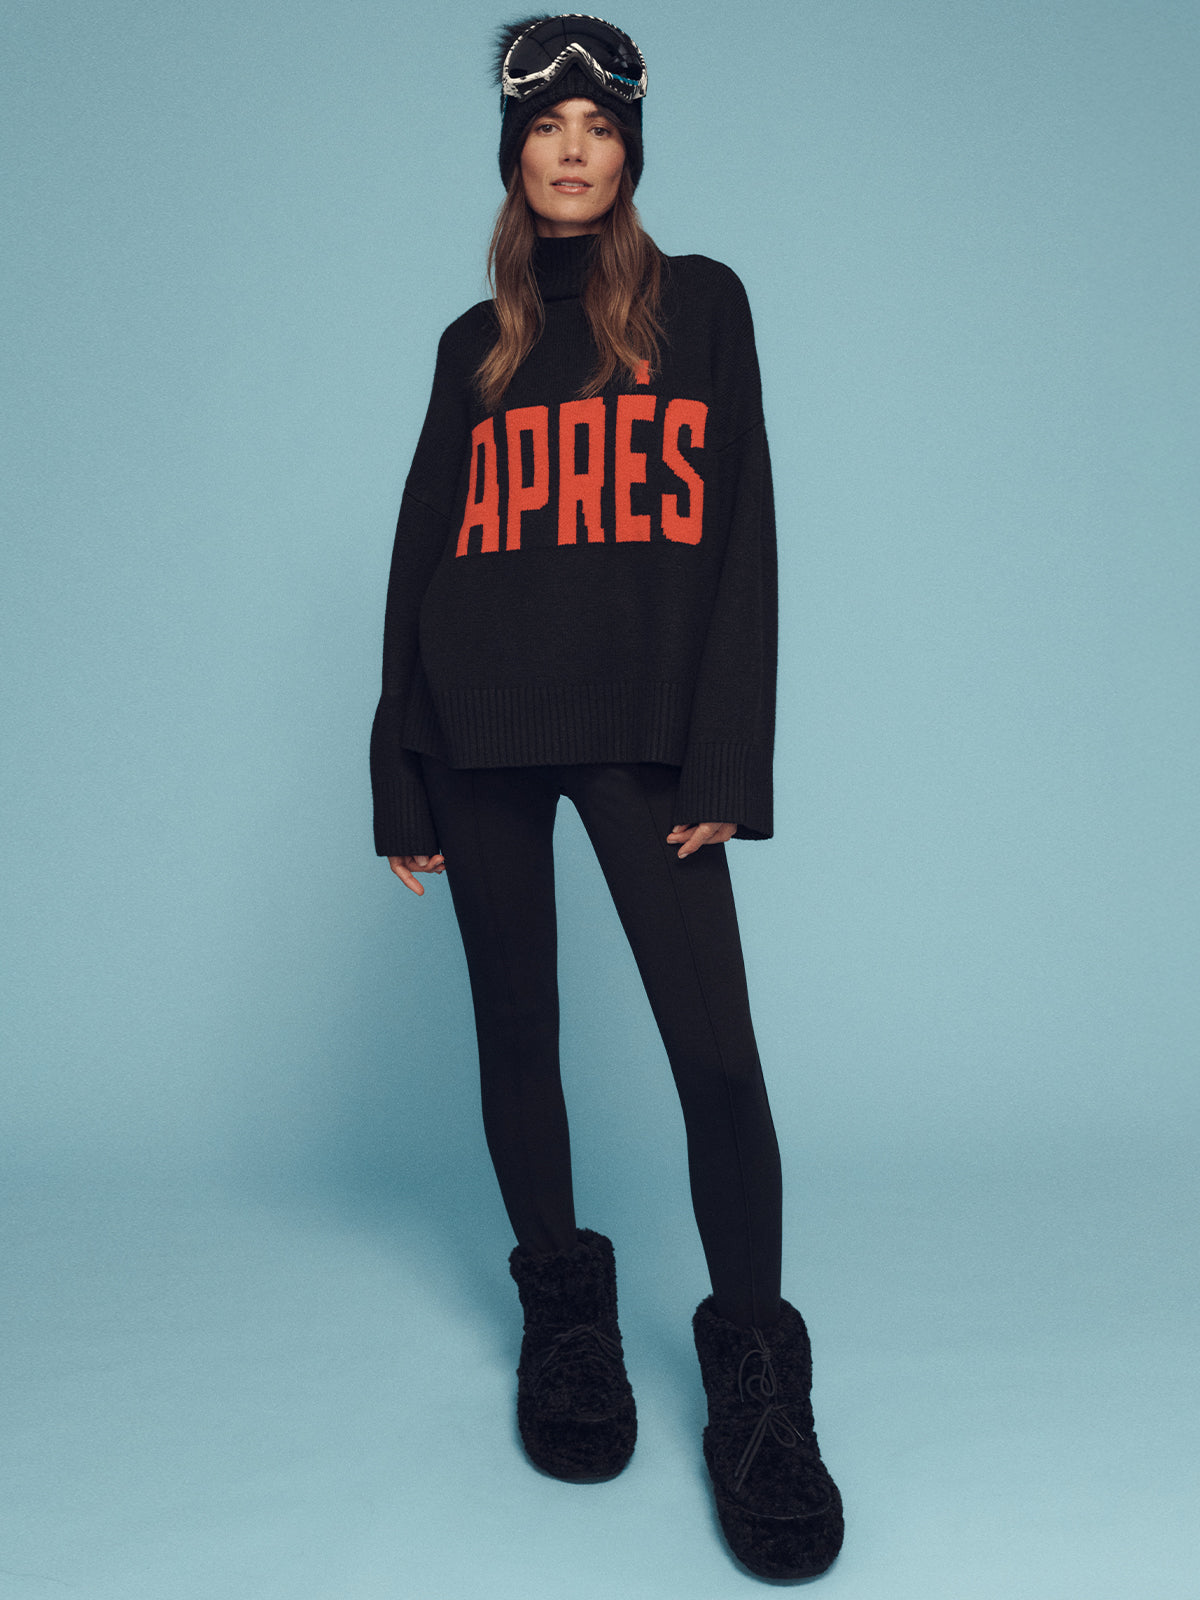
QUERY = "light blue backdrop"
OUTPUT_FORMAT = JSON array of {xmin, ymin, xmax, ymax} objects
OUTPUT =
[
  {"xmin": 6, "ymin": 0, "xmax": 1195, "ymax": 1182},
  {"xmin": 2, "ymin": 3, "xmax": 1196, "ymax": 1597}
]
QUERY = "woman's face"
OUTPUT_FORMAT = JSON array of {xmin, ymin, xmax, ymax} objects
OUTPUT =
[{"xmin": 520, "ymin": 97, "xmax": 626, "ymax": 238}]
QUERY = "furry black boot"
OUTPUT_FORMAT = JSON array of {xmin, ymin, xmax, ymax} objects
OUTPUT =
[
  {"xmin": 507, "ymin": 1228, "xmax": 637, "ymax": 1482},
  {"xmin": 692, "ymin": 1296, "xmax": 844, "ymax": 1580}
]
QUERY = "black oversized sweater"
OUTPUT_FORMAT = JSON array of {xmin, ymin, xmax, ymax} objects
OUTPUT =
[{"xmin": 370, "ymin": 231, "xmax": 778, "ymax": 857}]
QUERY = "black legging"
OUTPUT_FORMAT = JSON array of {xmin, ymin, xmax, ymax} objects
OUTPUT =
[{"xmin": 418, "ymin": 751, "xmax": 783, "ymax": 1327}]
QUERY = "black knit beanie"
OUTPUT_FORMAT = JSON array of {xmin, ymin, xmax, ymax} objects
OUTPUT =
[{"xmin": 494, "ymin": 14, "xmax": 645, "ymax": 192}]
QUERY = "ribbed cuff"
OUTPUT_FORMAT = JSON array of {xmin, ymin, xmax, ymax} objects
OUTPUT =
[
  {"xmin": 674, "ymin": 740, "xmax": 773, "ymax": 841},
  {"xmin": 372, "ymin": 751, "xmax": 440, "ymax": 858}
]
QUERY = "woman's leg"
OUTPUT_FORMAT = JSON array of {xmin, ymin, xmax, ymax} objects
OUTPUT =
[
  {"xmin": 418, "ymin": 753, "xmax": 638, "ymax": 1482},
  {"xmin": 560, "ymin": 762, "xmax": 783, "ymax": 1328},
  {"xmin": 417, "ymin": 752, "xmax": 577, "ymax": 1257}
]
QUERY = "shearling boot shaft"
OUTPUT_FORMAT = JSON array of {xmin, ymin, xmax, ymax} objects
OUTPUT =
[
  {"xmin": 693, "ymin": 1294, "xmax": 815, "ymax": 1435},
  {"xmin": 508, "ymin": 1228, "xmax": 619, "ymax": 1331}
]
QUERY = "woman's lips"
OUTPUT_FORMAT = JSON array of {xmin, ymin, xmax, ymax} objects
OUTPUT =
[{"xmin": 552, "ymin": 180, "xmax": 591, "ymax": 193}]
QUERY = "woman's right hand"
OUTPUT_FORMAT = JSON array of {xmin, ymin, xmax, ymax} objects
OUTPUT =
[{"xmin": 388, "ymin": 854, "xmax": 446, "ymax": 895}]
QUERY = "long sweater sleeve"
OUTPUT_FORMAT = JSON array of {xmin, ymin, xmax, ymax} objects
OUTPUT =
[
  {"xmin": 369, "ymin": 327, "xmax": 470, "ymax": 856},
  {"xmin": 673, "ymin": 274, "xmax": 778, "ymax": 840}
]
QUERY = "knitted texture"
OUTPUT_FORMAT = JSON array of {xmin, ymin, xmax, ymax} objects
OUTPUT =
[
  {"xmin": 692, "ymin": 1295, "xmax": 844, "ymax": 1580},
  {"xmin": 370, "ymin": 236, "xmax": 778, "ymax": 857},
  {"xmin": 508, "ymin": 1228, "xmax": 637, "ymax": 1481}
]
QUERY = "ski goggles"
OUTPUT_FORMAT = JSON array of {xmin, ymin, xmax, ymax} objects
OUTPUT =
[{"xmin": 500, "ymin": 14, "xmax": 648, "ymax": 110}]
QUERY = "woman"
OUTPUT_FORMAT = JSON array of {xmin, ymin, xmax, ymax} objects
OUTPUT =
[{"xmin": 369, "ymin": 14, "xmax": 843, "ymax": 1582}]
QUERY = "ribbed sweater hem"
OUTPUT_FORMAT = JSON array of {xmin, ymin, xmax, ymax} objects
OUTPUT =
[
  {"xmin": 378, "ymin": 679, "xmax": 772, "ymax": 850},
  {"xmin": 401, "ymin": 678, "xmax": 692, "ymax": 769}
]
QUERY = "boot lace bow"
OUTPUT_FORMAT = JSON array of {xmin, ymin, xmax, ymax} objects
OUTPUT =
[{"xmin": 731, "ymin": 1329, "xmax": 808, "ymax": 1494}]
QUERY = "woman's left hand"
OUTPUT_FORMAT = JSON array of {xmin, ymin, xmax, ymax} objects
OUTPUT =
[{"xmin": 666, "ymin": 821, "xmax": 737, "ymax": 858}]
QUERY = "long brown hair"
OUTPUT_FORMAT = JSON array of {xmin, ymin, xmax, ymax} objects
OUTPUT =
[{"xmin": 475, "ymin": 128, "xmax": 667, "ymax": 414}]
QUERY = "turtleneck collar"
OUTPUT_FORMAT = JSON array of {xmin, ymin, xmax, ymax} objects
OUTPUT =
[{"xmin": 532, "ymin": 231, "xmax": 599, "ymax": 302}]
